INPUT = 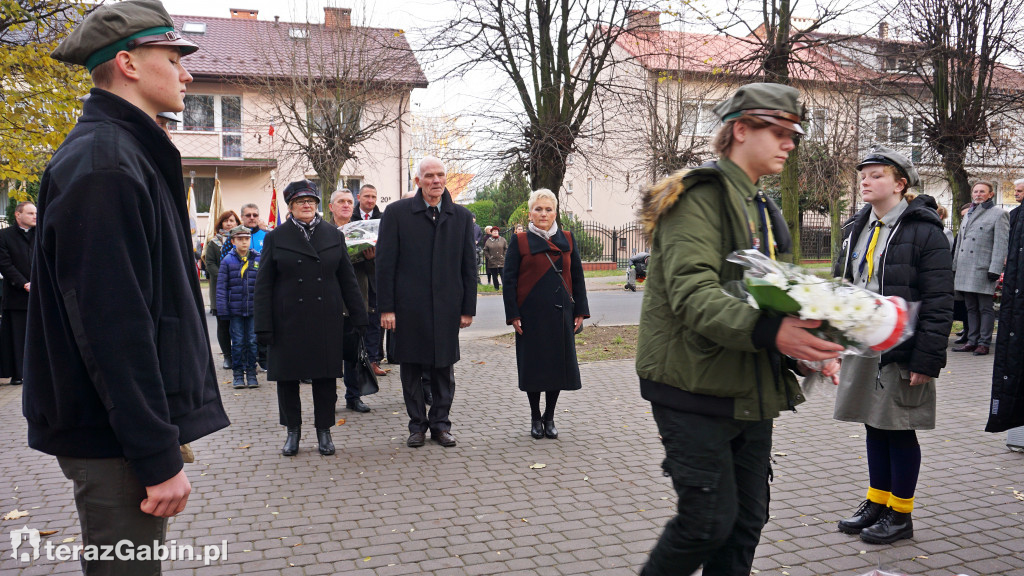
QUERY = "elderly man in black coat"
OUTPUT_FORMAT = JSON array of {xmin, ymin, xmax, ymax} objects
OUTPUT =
[
  {"xmin": 376, "ymin": 156, "xmax": 478, "ymax": 448},
  {"xmin": 988, "ymin": 178, "xmax": 1024, "ymax": 434},
  {"xmin": 0, "ymin": 201, "xmax": 35, "ymax": 385}
]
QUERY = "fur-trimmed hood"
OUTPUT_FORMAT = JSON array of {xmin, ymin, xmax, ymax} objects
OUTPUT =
[{"xmin": 639, "ymin": 167, "xmax": 714, "ymax": 242}]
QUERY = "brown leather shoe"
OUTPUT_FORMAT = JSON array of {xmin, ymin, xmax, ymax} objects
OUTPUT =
[
  {"xmin": 407, "ymin": 432, "xmax": 425, "ymax": 447},
  {"xmin": 952, "ymin": 344, "xmax": 977, "ymax": 352},
  {"xmin": 973, "ymin": 345, "xmax": 990, "ymax": 356},
  {"xmin": 431, "ymin": 430, "xmax": 457, "ymax": 447},
  {"xmin": 371, "ymin": 362, "xmax": 388, "ymax": 376}
]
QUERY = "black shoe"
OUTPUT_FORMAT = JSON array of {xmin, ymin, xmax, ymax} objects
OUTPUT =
[
  {"xmin": 956, "ymin": 329, "xmax": 965, "ymax": 337},
  {"xmin": 407, "ymin": 432, "xmax": 426, "ymax": 448},
  {"xmin": 837, "ymin": 500, "xmax": 886, "ymax": 534},
  {"xmin": 232, "ymin": 370, "xmax": 245, "ymax": 389},
  {"xmin": 316, "ymin": 429, "xmax": 335, "ymax": 455},
  {"xmin": 952, "ymin": 344, "xmax": 977, "ymax": 352},
  {"xmin": 222, "ymin": 358, "xmax": 231, "ymax": 370},
  {"xmin": 346, "ymin": 399, "xmax": 371, "ymax": 413},
  {"xmin": 282, "ymin": 427, "xmax": 300, "ymax": 456},
  {"xmin": 432, "ymin": 430, "xmax": 457, "ymax": 447},
  {"xmin": 531, "ymin": 419, "xmax": 544, "ymax": 439},
  {"xmin": 246, "ymin": 370, "xmax": 259, "ymax": 388},
  {"xmin": 860, "ymin": 507, "xmax": 913, "ymax": 544},
  {"xmin": 9, "ymin": 378, "xmax": 22, "ymax": 386},
  {"xmin": 543, "ymin": 419, "xmax": 558, "ymax": 439},
  {"xmin": 953, "ymin": 334, "xmax": 968, "ymax": 343}
]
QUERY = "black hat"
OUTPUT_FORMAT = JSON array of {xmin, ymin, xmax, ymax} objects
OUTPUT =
[
  {"xmin": 713, "ymin": 82, "xmax": 806, "ymax": 134},
  {"xmin": 856, "ymin": 146, "xmax": 920, "ymax": 188},
  {"xmin": 283, "ymin": 180, "xmax": 321, "ymax": 205},
  {"xmin": 52, "ymin": 0, "xmax": 199, "ymax": 72}
]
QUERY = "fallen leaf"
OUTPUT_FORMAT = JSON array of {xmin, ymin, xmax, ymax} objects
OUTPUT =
[
  {"xmin": 529, "ymin": 463, "xmax": 546, "ymax": 469},
  {"xmin": 62, "ymin": 537, "xmax": 76, "ymax": 543},
  {"xmin": 39, "ymin": 530, "xmax": 58, "ymax": 536},
  {"xmin": 336, "ymin": 418, "xmax": 346, "ymax": 426},
  {"xmin": 2, "ymin": 509, "xmax": 28, "ymax": 521},
  {"xmin": 238, "ymin": 444, "xmax": 251, "ymax": 450},
  {"xmin": 363, "ymin": 557, "xmax": 371, "ymax": 562}
]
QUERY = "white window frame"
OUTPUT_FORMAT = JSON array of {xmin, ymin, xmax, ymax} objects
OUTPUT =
[{"xmin": 180, "ymin": 94, "xmax": 244, "ymax": 159}]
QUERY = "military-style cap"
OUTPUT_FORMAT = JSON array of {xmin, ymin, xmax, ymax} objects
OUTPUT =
[
  {"xmin": 228, "ymin": 225, "xmax": 251, "ymax": 239},
  {"xmin": 52, "ymin": 0, "xmax": 198, "ymax": 72},
  {"xmin": 856, "ymin": 146, "xmax": 920, "ymax": 188},
  {"xmin": 283, "ymin": 180, "xmax": 321, "ymax": 205},
  {"xmin": 713, "ymin": 83, "xmax": 806, "ymax": 134}
]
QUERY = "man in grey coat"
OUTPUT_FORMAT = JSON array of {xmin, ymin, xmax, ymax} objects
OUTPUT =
[
  {"xmin": 376, "ymin": 156, "xmax": 478, "ymax": 448},
  {"xmin": 952, "ymin": 180, "xmax": 1009, "ymax": 356}
]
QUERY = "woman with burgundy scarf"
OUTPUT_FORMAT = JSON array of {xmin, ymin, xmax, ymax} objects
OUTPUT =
[{"xmin": 502, "ymin": 189, "xmax": 590, "ymax": 439}]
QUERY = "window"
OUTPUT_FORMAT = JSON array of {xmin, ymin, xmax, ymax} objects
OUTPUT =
[
  {"xmin": 875, "ymin": 114, "xmax": 921, "ymax": 145},
  {"xmin": 182, "ymin": 94, "xmax": 243, "ymax": 159},
  {"xmin": 185, "ymin": 177, "xmax": 215, "ymax": 213},
  {"xmin": 806, "ymin": 108, "xmax": 828, "ymax": 139},
  {"xmin": 587, "ymin": 179, "xmax": 594, "ymax": 210},
  {"xmin": 289, "ymin": 28, "xmax": 308, "ymax": 39},
  {"xmin": 566, "ymin": 182, "xmax": 573, "ymax": 195},
  {"xmin": 343, "ymin": 177, "xmax": 362, "ymax": 195},
  {"xmin": 681, "ymin": 102, "xmax": 717, "ymax": 135},
  {"xmin": 182, "ymin": 22, "xmax": 206, "ymax": 34}
]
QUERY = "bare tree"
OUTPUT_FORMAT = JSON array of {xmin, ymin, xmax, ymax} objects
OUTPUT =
[
  {"xmin": 238, "ymin": 10, "xmax": 424, "ymax": 214},
  {"xmin": 432, "ymin": 0, "xmax": 663, "ymax": 211},
  {"xmin": 871, "ymin": 0, "xmax": 1024, "ymax": 226}
]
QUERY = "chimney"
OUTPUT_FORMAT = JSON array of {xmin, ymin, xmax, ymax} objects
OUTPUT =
[
  {"xmin": 274, "ymin": 15, "xmax": 279, "ymax": 25},
  {"xmin": 230, "ymin": 8, "xmax": 258, "ymax": 19},
  {"xmin": 324, "ymin": 7, "xmax": 352, "ymax": 28},
  {"xmin": 878, "ymin": 21, "xmax": 889, "ymax": 40},
  {"xmin": 627, "ymin": 10, "xmax": 661, "ymax": 31}
]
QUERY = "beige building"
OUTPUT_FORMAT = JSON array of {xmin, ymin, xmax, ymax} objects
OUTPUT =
[{"xmin": 167, "ymin": 7, "xmax": 427, "ymax": 236}]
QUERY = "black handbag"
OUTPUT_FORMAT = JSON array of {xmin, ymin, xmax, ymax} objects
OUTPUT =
[{"xmin": 353, "ymin": 339, "xmax": 379, "ymax": 397}]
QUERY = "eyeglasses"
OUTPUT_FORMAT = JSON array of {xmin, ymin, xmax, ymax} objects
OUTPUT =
[
  {"xmin": 293, "ymin": 199, "xmax": 318, "ymax": 206},
  {"xmin": 242, "ymin": 213, "xmax": 258, "ymax": 218}
]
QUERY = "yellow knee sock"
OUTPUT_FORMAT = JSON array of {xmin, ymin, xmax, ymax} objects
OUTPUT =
[
  {"xmin": 888, "ymin": 494, "xmax": 914, "ymax": 514},
  {"xmin": 866, "ymin": 487, "xmax": 891, "ymax": 505}
]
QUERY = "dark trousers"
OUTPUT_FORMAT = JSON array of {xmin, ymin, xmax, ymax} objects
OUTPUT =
[
  {"xmin": 643, "ymin": 405, "xmax": 773, "ymax": 576},
  {"xmin": 228, "ymin": 315, "xmax": 256, "ymax": 372},
  {"xmin": 0, "ymin": 308, "xmax": 26, "ymax": 379},
  {"xmin": 963, "ymin": 291, "xmax": 995, "ymax": 346},
  {"xmin": 57, "ymin": 456, "xmax": 168, "ymax": 576},
  {"xmin": 216, "ymin": 316, "xmax": 231, "ymax": 359},
  {"xmin": 277, "ymin": 378, "xmax": 337, "ymax": 430},
  {"xmin": 487, "ymin": 266, "xmax": 503, "ymax": 289},
  {"xmin": 364, "ymin": 282, "xmax": 382, "ymax": 363},
  {"xmin": 400, "ymin": 363, "xmax": 455, "ymax": 434},
  {"xmin": 343, "ymin": 359, "xmax": 361, "ymax": 402}
]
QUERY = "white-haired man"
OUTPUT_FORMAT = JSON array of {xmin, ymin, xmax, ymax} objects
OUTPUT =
[{"xmin": 376, "ymin": 157, "xmax": 477, "ymax": 447}]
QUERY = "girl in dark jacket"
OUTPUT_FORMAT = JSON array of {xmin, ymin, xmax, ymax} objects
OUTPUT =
[
  {"xmin": 502, "ymin": 189, "xmax": 589, "ymax": 439},
  {"xmin": 831, "ymin": 147, "xmax": 953, "ymax": 544},
  {"xmin": 217, "ymin": 225, "xmax": 260, "ymax": 390},
  {"xmin": 205, "ymin": 210, "xmax": 239, "ymax": 369}
]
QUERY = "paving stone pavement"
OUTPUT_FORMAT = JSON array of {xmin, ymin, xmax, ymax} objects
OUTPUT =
[{"xmin": 1, "ymin": 335, "xmax": 1022, "ymax": 576}]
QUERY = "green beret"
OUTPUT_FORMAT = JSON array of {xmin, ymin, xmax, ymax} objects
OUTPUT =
[
  {"xmin": 856, "ymin": 146, "xmax": 921, "ymax": 188},
  {"xmin": 712, "ymin": 83, "xmax": 806, "ymax": 134},
  {"xmin": 52, "ymin": 0, "xmax": 198, "ymax": 72}
]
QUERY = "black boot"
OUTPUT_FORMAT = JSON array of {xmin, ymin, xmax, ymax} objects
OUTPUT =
[
  {"xmin": 544, "ymin": 419, "xmax": 558, "ymax": 439},
  {"xmin": 531, "ymin": 419, "xmax": 544, "ymax": 439},
  {"xmin": 232, "ymin": 370, "xmax": 245, "ymax": 389},
  {"xmin": 282, "ymin": 427, "xmax": 300, "ymax": 456},
  {"xmin": 860, "ymin": 507, "xmax": 913, "ymax": 544},
  {"xmin": 837, "ymin": 500, "xmax": 886, "ymax": 534},
  {"xmin": 316, "ymin": 429, "xmax": 335, "ymax": 455}
]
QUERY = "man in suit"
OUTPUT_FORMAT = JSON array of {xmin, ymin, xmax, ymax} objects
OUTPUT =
[
  {"xmin": 952, "ymin": 180, "xmax": 1010, "ymax": 356},
  {"xmin": 351, "ymin": 184, "xmax": 386, "ymax": 376},
  {"xmin": 376, "ymin": 157, "xmax": 478, "ymax": 448},
  {"xmin": 0, "ymin": 201, "xmax": 36, "ymax": 385}
]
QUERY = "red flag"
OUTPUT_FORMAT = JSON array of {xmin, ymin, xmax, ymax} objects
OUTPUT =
[
  {"xmin": 268, "ymin": 185, "xmax": 279, "ymax": 230},
  {"xmin": 268, "ymin": 123, "xmax": 275, "ymax": 136}
]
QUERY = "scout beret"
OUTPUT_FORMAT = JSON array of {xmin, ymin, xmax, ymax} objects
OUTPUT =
[
  {"xmin": 712, "ymin": 83, "xmax": 806, "ymax": 134},
  {"xmin": 52, "ymin": 0, "xmax": 198, "ymax": 72},
  {"xmin": 856, "ymin": 146, "xmax": 920, "ymax": 188},
  {"xmin": 228, "ymin": 225, "xmax": 251, "ymax": 239},
  {"xmin": 283, "ymin": 180, "xmax": 322, "ymax": 205}
]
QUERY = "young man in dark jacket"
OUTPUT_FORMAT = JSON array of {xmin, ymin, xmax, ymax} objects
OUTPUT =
[
  {"xmin": 23, "ymin": 2, "xmax": 229, "ymax": 573},
  {"xmin": 217, "ymin": 225, "xmax": 260, "ymax": 389}
]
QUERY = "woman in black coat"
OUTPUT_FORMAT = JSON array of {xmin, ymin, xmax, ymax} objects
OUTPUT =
[
  {"xmin": 502, "ymin": 189, "xmax": 589, "ymax": 440},
  {"xmin": 254, "ymin": 180, "xmax": 367, "ymax": 457}
]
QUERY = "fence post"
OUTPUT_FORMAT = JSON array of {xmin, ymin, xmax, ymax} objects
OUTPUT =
[{"xmin": 611, "ymin": 227, "xmax": 618, "ymax": 264}]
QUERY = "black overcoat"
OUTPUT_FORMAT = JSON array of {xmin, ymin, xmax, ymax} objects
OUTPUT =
[
  {"xmin": 375, "ymin": 190, "xmax": 477, "ymax": 366},
  {"xmin": 989, "ymin": 208, "xmax": 1024, "ymax": 432},
  {"xmin": 0, "ymin": 225, "xmax": 34, "ymax": 310},
  {"xmin": 502, "ymin": 231, "xmax": 590, "ymax": 392},
  {"xmin": 254, "ymin": 218, "xmax": 367, "ymax": 381}
]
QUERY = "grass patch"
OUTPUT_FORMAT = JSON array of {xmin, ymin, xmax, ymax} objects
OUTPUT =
[
  {"xmin": 493, "ymin": 324, "xmax": 639, "ymax": 362},
  {"xmin": 583, "ymin": 269, "xmax": 625, "ymax": 278},
  {"xmin": 477, "ymin": 284, "xmax": 502, "ymax": 294}
]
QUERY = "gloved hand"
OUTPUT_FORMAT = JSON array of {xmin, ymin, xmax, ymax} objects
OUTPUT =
[
  {"xmin": 257, "ymin": 332, "xmax": 273, "ymax": 346},
  {"xmin": 988, "ymin": 272, "xmax": 1001, "ymax": 281}
]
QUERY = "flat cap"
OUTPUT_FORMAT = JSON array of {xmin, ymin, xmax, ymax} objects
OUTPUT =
[
  {"xmin": 856, "ymin": 146, "xmax": 920, "ymax": 188},
  {"xmin": 283, "ymin": 180, "xmax": 322, "ymax": 205},
  {"xmin": 52, "ymin": 0, "xmax": 198, "ymax": 72},
  {"xmin": 228, "ymin": 225, "xmax": 251, "ymax": 239},
  {"xmin": 713, "ymin": 83, "xmax": 806, "ymax": 134}
]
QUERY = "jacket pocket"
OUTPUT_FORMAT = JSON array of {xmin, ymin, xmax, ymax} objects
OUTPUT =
[
  {"xmin": 661, "ymin": 459, "xmax": 722, "ymax": 541},
  {"xmin": 675, "ymin": 328, "xmax": 750, "ymax": 398},
  {"xmin": 887, "ymin": 363, "xmax": 931, "ymax": 409},
  {"xmin": 157, "ymin": 317, "xmax": 182, "ymax": 394}
]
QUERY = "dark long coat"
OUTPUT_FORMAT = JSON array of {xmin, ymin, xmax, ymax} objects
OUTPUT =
[
  {"xmin": 0, "ymin": 224, "xmax": 34, "ymax": 310},
  {"xmin": 254, "ymin": 218, "xmax": 367, "ymax": 381},
  {"xmin": 375, "ymin": 190, "xmax": 477, "ymax": 366},
  {"xmin": 989, "ymin": 209, "xmax": 1024, "ymax": 432},
  {"xmin": 502, "ymin": 231, "xmax": 590, "ymax": 392}
]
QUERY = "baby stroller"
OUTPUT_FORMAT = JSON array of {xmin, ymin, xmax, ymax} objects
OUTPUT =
[{"xmin": 624, "ymin": 252, "xmax": 650, "ymax": 292}]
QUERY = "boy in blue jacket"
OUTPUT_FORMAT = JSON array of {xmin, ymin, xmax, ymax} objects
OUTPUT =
[{"xmin": 217, "ymin": 225, "xmax": 260, "ymax": 389}]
